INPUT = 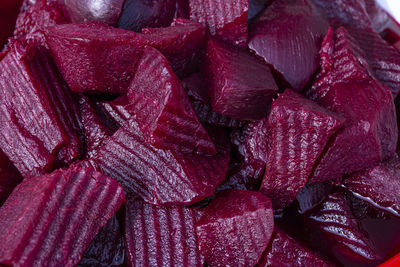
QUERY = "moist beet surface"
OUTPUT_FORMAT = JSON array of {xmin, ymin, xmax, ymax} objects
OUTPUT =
[{"xmin": 295, "ymin": 181, "xmax": 335, "ymax": 215}]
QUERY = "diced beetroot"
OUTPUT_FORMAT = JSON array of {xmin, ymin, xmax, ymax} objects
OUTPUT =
[
  {"xmin": 98, "ymin": 96, "xmax": 132, "ymax": 127},
  {"xmin": 118, "ymin": 0, "xmax": 176, "ymax": 32},
  {"xmin": 295, "ymin": 182, "xmax": 335, "ymax": 215},
  {"xmin": 248, "ymin": 0, "xmax": 328, "ymax": 91},
  {"xmin": 304, "ymin": 192, "xmax": 379, "ymax": 264},
  {"xmin": 0, "ymin": 42, "xmax": 83, "ymax": 178},
  {"xmin": 344, "ymin": 156, "xmax": 400, "ymax": 217},
  {"xmin": 78, "ymin": 215, "xmax": 125, "ymax": 267},
  {"xmin": 125, "ymin": 197, "xmax": 204, "ymax": 267},
  {"xmin": 0, "ymin": 0, "xmax": 22, "ymax": 49},
  {"xmin": 127, "ymin": 46, "xmax": 215, "ymax": 155},
  {"xmin": 217, "ymin": 162, "xmax": 265, "ymax": 192},
  {"xmin": 0, "ymin": 151, "xmax": 23, "ymax": 206},
  {"xmin": 189, "ymin": 0, "xmax": 248, "ymax": 47},
  {"xmin": 256, "ymin": 227, "xmax": 330, "ymax": 267},
  {"xmin": 90, "ymin": 117, "xmax": 230, "ymax": 205},
  {"xmin": 248, "ymin": 0, "xmax": 275, "ymax": 21},
  {"xmin": 202, "ymin": 38, "xmax": 278, "ymax": 120},
  {"xmin": 196, "ymin": 189, "xmax": 274, "ymax": 267},
  {"xmin": 0, "ymin": 165, "xmax": 125, "ymax": 266},
  {"xmin": 307, "ymin": 27, "xmax": 398, "ymax": 183},
  {"xmin": 260, "ymin": 89, "xmax": 345, "ymax": 209}
]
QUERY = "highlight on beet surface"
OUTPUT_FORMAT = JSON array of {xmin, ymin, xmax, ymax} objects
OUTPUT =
[{"xmin": 1, "ymin": 0, "xmax": 400, "ymax": 266}]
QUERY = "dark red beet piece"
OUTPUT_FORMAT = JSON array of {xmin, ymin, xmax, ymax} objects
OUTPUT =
[
  {"xmin": 295, "ymin": 182, "xmax": 335, "ymax": 215},
  {"xmin": 97, "ymin": 96, "xmax": 132, "ymax": 127},
  {"xmin": 189, "ymin": 0, "xmax": 248, "ymax": 47},
  {"xmin": 0, "ymin": 165, "xmax": 125, "ymax": 266},
  {"xmin": 196, "ymin": 189, "xmax": 274, "ymax": 267},
  {"xmin": 216, "ymin": 162, "xmax": 265, "ymax": 192},
  {"xmin": 118, "ymin": 0, "xmax": 176, "ymax": 32},
  {"xmin": 202, "ymin": 38, "xmax": 278, "ymax": 120},
  {"xmin": 125, "ymin": 197, "xmax": 204, "ymax": 267},
  {"xmin": 0, "ymin": 0, "xmax": 22, "ymax": 49},
  {"xmin": 90, "ymin": 117, "xmax": 230, "ymax": 205},
  {"xmin": 248, "ymin": 0, "xmax": 328, "ymax": 91},
  {"xmin": 127, "ymin": 46, "xmax": 215, "ymax": 155},
  {"xmin": 260, "ymin": 89, "xmax": 345, "ymax": 209},
  {"xmin": 175, "ymin": 0, "xmax": 189, "ymax": 19},
  {"xmin": 0, "ymin": 151, "xmax": 23, "ymax": 206},
  {"xmin": 256, "ymin": 226, "xmax": 330, "ymax": 267},
  {"xmin": 0, "ymin": 42, "xmax": 83, "ymax": 178},
  {"xmin": 248, "ymin": 0, "xmax": 275, "ymax": 21},
  {"xmin": 344, "ymin": 156, "xmax": 400, "ymax": 217},
  {"xmin": 307, "ymin": 27, "xmax": 398, "ymax": 183}
]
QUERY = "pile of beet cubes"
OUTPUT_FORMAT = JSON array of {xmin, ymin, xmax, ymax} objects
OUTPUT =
[{"xmin": 1, "ymin": 0, "xmax": 400, "ymax": 266}]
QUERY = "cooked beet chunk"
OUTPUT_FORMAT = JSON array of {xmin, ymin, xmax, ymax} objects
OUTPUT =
[
  {"xmin": 0, "ymin": 42, "xmax": 83, "ymax": 178},
  {"xmin": 260, "ymin": 89, "xmax": 344, "ymax": 209},
  {"xmin": 203, "ymin": 38, "xmax": 278, "ymax": 120},
  {"xmin": 0, "ymin": 165, "xmax": 125, "ymax": 266},
  {"xmin": 248, "ymin": 0, "xmax": 328, "ymax": 91},
  {"xmin": 125, "ymin": 198, "xmax": 204, "ymax": 267},
  {"xmin": 0, "ymin": 151, "xmax": 23, "ymax": 206},
  {"xmin": 189, "ymin": 0, "xmax": 248, "ymax": 47},
  {"xmin": 195, "ymin": 189, "xmax": 274, "ymax": 267}
]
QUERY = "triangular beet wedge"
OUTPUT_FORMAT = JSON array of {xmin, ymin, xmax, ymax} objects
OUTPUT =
[
  {"xmin": 90, "ymin": 117, "xmax": 230, "ymax": 205},
  {"xmin": 127, "ymin": 46, "xmax": 216, "ymax": 155},
  {"xmin": 124, "ymin": 198, "xmax": 204, "ymax": 267},
  {"xmin": 0, "ymin": 151, "xmax": 23, "ymax": 206},
  {"xmin": 0, "ymin": 42, "xmax": 83, "ymax": 178},
  {"xmin": 195, "ymin": 189, "xmax": 274, "ymax": 267},
  {"xmin": 0, "ymin": 165, "xmax": 125, "ymax": 266},
  {"xmin": 260, "ymin": 89, "xmax": 344, "ymax": 209},
  {"xmin": 202, "ymin": 38, "xmax": 278, "ymax": 120},
  {"xmin": 189, "ymin": 0, "xmax": 248, "ymax": 47},
  {"xmin": 307, "ymin": 27, "xmax": 398, "ymax": 183},
  {"xmin": 248, "ymin": 0, "xmax": 329, "ymax": 91}
]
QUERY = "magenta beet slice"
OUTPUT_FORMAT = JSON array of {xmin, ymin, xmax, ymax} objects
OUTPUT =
[
  {"xmin": 91, "ymin": 117, "xmax": 230, "ymax": 205},
  {"xmin": 248, "ymin": 0, "xmax": 328, "ymax": 91},
  {"xmin": 256, "ymin": 227, "xmax": 330, "ymax": 267},
  {"xmin": 189, "ymin": 0, "xmax": 248, "ymax": 47},
  {"xmin": 0, "ymin": 42, "xmax": 83, "ymax": 178},
  {"xmin": 305, "ymin": 192, "xmax": 379, "ymax": 264},
  {"xmin": 344, "ymin": 156, "xmax": 400, "ymax": 217},
  {"xmin": 0, "ymin": 151, "xmax": 23, "ymax": 206},
  {"xmin": 307, "ymin": 27, "xmax": 398, "ymax": 183},
  {"xmin": 196, "ymin": 189, "xmax": 274, "ymax": 267},
  {"xmin": 125, "ymin": 197, "xmax": 204, "ymax": 267},
  {"xmin": 0, "ymin": 165, "xmax": 125, "ymax": 266},
  {"xmin": 202, "ymin": 38, "xmax": 278, "ymax": 120},
  {"xmin": 260, "ymin": 89, "xmax": 344, "ymax": 209},
  {"xmin": 127, "ymin": 46, "xmax": 215, "ymax": 155}
]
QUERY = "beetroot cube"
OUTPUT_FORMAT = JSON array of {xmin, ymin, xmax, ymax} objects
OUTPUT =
[
  {"xmin": 248, "ymin": 0, "xmax": 328, "ymax": 91},
  {"xmin": 203, "ymin": 38, "xmax": 278, "ymax": 120},
  {"xmin": 0, "ymin": 151, "xmax": 23, "ymax": 206},
  {"xmin": 125, "ymin": 198, "xmax": 204, "ymax": 267},
  {"xmin": 260, "ymin": 89, "xmax": 344, "ymax": 209},
  {"xmin": 189, "ymin": 0, "xmax": 248, "ymax": 47},
  {"xmin": 127, "ymin": 46, "xmax": 215, "ymax": 155},
  {"xmin": 0, "ymin": 165, "xmax": 125, "ymax": 266},
  {"xmin": 0, "ymin": 42, "xmax": 83, "ymax": 178},
  {"xmin": 196, "ymin": 189, "xmax": 274, "ymax": 267}
]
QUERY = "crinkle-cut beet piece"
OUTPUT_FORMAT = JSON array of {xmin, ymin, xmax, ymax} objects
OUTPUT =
[
  {"xmin": 118, "ymin": 0, "xmax": 176, "ymax": 32},
  {"xmin": 260, "ymin": 90, "xmax": 344, "ymax": 210},
  {"xmin": 307, "ymin": 27, "xmax": 398, "ymax": 183},
  {"xmin": 248, "ymin": 0, "xmax": 328, "ymax": 91},
  {"xmin": 295, "ymin": 182, "xmax": 335, "ymax": 215},
  {"xmin": 189, "ymin": 0, "xmax": 248, "ymax": 47},
  {"xmin": 125, "ymin": 198, "xmax": 204, "ymax": 267},
  {"xmin": 216, "ymin": 162, "xmax": 265, "ymax": 192},
  {"xmin": 0, "ymin": 165, "xmax": 125, "ymax": 267},
  {"xmin": 304, "ymin": 192, "xmax": 379, "ymax": 264},
  {"xmin": 203, "ymin": 38, "xmax": 277, "ymax": 120},
  {"xmin": 256, "ymin": 227, "xmax": 331, "ymax": 267},
  {"xmin": 248, "ymin": 0, "xmax": 275, "ymax": 21},
  {"xmin": 196, "ymin": 189, "xmax": 274, "ymax": 267},
  {"xmin": 0, "ymin": 151, "xmax": 23, "ymax": 206},
  {"xmin": 79, "ymin": 96, "xmax": 119, "ymax": 158},
  {"xmin": 343, "ymin": 156, "xmax": 400, "ymax": 217},
  {"xmin": 126, "ymin": 46, "xmax": 215, "ymax": 155},
  {"xmin": 0, "ymin": 0, "xmax": 22, "ymax": 49},
  {"xmin": 91, "ymin": 117, "xmax": 230, "ymax": 205},
  {"xmin": 0, "ymin": 42, "xmax": 83, "ymax": 178},
  {"xmin": 78, "ymin": 215, "xmax": 125, "ymax": 267}
]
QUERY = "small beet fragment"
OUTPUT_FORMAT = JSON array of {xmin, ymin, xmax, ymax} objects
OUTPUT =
[
  {"xmin": 260, "ymin": 89, "xmax": 345, "ymax": 209},
  {"xmin": 0, "ymin": 151, "xmax": 23, "ymax": 206},
  {"xmin": 125, "ymin": 197, "xmax": 204, "ymax": 267},
  {"xmin": 196, "ymin": 189, "xmax": 274, "ymax": 267},
  {"xmin": 0, "ymin": 165, "xmax": 125, "ymax": 266},
  {"xmin": 189, "ymin": 0, "xmax": 248, "ymax": 47},
  {"xmin": 203, "ymin": 38, "xmax": 278, "ymax": 120},
  {"xmin": 127, "ymin": 46, "xmax": 215, "ymax": 155},
  {"xmin": 248, "ymin": 0, "xmax": 328, "ymax": 91},
  {"xmin": 0, "ymin": 42, "xmax": 83, "ymax": 178}
]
